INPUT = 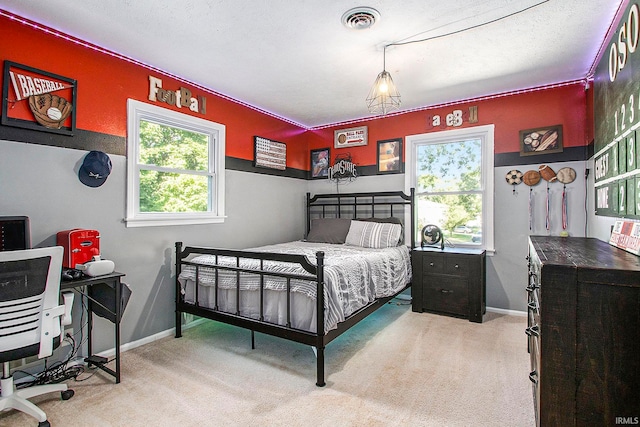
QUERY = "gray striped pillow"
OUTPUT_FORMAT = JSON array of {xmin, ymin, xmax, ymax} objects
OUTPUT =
[{"xmin": 345, "ymin": 220, "xmax": 402, "ymax": 248}]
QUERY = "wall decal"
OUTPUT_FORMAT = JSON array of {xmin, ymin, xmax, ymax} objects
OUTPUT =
[
  {"xmin": 2, "ymin": 61, "xmax": 76, "ymax": 135},
  {"xmin": 328, "ymin": 153, "xmax": 357, "ymax": 183},
  {"xmin": 148, "ymin": 75, "xmax": 206, "ymax": 114},
  {"xmin": 594, "ymin": 2, "xmax": 640, "ymax": 218},
  {"xmin": 427, "ymin": 106, "xmax": 478, "ymax": 130}
]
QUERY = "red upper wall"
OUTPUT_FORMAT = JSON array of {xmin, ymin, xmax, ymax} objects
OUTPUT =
[
  {"xmin": 306, "ymin": 84, "xmax": 590, "ymax": 168},
  {"xmin": 0, "ymin": 13, "xmax": 308, "ymax": 170},
  {"xmin": 1, "ymin": 12, "xmax": 592, "ymax": 172}
]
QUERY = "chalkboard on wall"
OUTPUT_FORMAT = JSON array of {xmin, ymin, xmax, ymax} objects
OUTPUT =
[{"xmin": 594, "ymin": 3, "xmax": 640, "ymax": 218}]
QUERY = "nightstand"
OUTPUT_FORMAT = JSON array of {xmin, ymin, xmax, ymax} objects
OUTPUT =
[{"xmin": 411, "ymin": 247, "xmax": 486, "ymax": 323}]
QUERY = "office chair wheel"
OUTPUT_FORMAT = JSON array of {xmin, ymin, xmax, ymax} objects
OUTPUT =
[
  {"xmin": 38, "ymin": 421, "xmax": 51, "ymax": 427},
  {"xmin": 61, "ymin": 389, "xmax": 74, "ymax": 400}
]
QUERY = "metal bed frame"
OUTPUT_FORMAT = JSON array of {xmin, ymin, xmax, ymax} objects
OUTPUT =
[{"xmin": 174, "ymin": 189, "xmax": 415, "ymax": 386}]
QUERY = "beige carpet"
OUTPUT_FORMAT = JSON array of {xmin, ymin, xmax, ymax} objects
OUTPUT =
[{"xmin": 0, "ymin": 303, "xmax": 534, "ymax": 427}]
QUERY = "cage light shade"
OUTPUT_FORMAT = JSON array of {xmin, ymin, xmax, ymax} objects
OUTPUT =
[{"xmin": 366, "ymin": 70, "xmax": 401, "ymax": 115}]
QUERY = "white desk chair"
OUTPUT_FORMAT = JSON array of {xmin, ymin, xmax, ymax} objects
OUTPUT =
[{"xmin": 0, "ymin": 246, "xmax": 74, "ymax": 427}]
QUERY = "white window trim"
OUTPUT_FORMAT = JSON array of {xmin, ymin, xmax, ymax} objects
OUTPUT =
[
  {"xmin": 405, "ymin": 124, "xmax": 495, "ymax": 254},
  {"xmin": 125, "ymin": 99, "xmax": 226, "ymax": 228}
]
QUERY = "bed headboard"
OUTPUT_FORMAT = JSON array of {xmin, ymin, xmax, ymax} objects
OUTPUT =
[{"xmin": 306, "ymin": 189, "xmax": 415, "ymax": 248}]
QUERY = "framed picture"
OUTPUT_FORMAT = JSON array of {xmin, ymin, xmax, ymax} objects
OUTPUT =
[
  {"xmin": 310, "ymin": 147, "xmax": 330, "ymax": 179},
  {"xmin": 2, "ymin": 61, "xmax": 77, "ymax": 135},
  {"xmin": 519, "ymin": 125, "xmax": 563, "ymax": 156},
  {"xmin": 334, "ymin": 126, "xmax": 367, "ymax": 148},
  {"xmin": 254, "ymin": 136, "xmax": 286, "ymax": 170},
  {"xmin": 376, "ymin": 138, "xmax": 403, "ymax": 174}
]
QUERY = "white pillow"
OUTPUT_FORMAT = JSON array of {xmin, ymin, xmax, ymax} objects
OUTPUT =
[{"xmin": 345, "ymin": 220, "xmax": 402, "ymax": 248}]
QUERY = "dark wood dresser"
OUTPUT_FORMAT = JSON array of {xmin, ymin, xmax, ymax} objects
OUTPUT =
[
  {"xmin": 527, "ymin": 236, "xmax": 640, "ymax": 426},
  {"xmin": 411, "ymin": 247, "xmax": 485, "ymax": 323}
]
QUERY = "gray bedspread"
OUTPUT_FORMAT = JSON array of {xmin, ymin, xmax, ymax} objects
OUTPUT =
[{"xmin": 178, "ymin": 241, "xmax": 411, "ymax": 331}]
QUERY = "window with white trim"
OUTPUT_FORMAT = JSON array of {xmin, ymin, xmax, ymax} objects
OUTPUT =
[
  {"xmin": 406, "ymin": 125, "xmax": 494, "ymax": 252},
  {"xmin": 126, "ymin": 99, "xmax": 225, "ymax": 227}
]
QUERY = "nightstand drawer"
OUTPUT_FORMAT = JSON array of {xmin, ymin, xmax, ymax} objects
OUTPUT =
[
  {"xmin": 421, "ymin": 255, "xmax": 444, "ymax": 274},
  {"xmin": 444, "ymin": 257, "xmax": 470, "ymax": 277},
  {"xmin": 423, "ymin": 277, "xmax": 468, "ymax": 316}
]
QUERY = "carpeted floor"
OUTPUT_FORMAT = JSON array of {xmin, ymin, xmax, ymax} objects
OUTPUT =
[{"xmin": 0, "ymin": 303, "xmax": 534, "ymax": 426}]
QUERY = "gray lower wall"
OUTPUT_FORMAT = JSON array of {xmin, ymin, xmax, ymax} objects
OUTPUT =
[
  {"xmin": 315, "ymin": 161, "xmax": 590, "ymax": 313},
  {"xmin": 0, "ymin": 139, "xmax": 307, "ymax": 353},
  {"xmin": 2, "ymin": 137, "xmax": 597, "ymax": 359},
  {"xmin": 493, "ymin": 161, "xmax": 588, "ymax": 312}
]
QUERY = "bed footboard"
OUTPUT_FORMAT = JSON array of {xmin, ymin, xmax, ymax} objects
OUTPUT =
[{"xmin": 174, "ymin": 241, "xmax": 328, "ymax": 385}]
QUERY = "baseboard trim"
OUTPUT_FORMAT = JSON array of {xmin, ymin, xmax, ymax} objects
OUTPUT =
[
  {"xmin": 96, "ymin": 318, "xmax": 207, "ymax": 358},
  {"xmin": 96, "ymin": 308, "xmax": 526, "ymax": 358},
  {"xmin": 486, "ymin": 306, "xmax": 527, "ymax": 317}
]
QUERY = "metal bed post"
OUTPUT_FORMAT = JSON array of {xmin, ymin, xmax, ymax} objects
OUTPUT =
[
  {"xmin": 315, "ymin": 251, "xmax": 326, "ymax": 387},
  {"xmin": 410, "ymin": 187, "xmax": 416, "ymax": 248},
  {"xmin": 306, "ymin": 192, "xmax": 312, "ymax": 236},
  {"xmin": 175, "ymin": 241, "xmax": 183, "ymax": 338}
]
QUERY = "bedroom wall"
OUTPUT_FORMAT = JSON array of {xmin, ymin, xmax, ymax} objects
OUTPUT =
[
  {"xmin": 0, "ymin": 140, "xmax": 308, "ymax": 352},
  {"xmin": 584, "ymin": 2, "xmax": 628, "ymax": 245},
  {"xmin": 306, "ymin": 85, "xmax": 592, "ymax": 312},
  {"xmin": 1, "ymin": 8, "xmax": 597, "ymax": 361},
  {"xmin": 0, "ymin": 14, "xmax": 310, "ymax": 353}
]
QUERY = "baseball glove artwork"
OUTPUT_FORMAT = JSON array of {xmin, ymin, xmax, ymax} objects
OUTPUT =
[{"xmin": 28, "ymin": 93, "xmax": 73, "ymax": 129}]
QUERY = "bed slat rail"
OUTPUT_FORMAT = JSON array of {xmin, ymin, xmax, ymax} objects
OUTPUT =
[{"xmin": 178, "ymin": 246, "xmax": 318, "ymax": 275}]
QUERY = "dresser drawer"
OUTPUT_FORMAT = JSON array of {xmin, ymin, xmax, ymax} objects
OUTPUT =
[{"xmin": 423, "ymin": 277, "xmax": 468, "ymax": 316}]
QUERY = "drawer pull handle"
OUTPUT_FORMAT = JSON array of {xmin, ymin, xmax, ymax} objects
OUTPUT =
[
  {"xmin": 454, "ymin": 264, "xmax": 459, "ymax": 269},
  {"xmin": 525, "ymin": 325, "xmax": 540, "ymax": 337},
  {"xmin": 440, "ymin": 289, "xmax": 453, "ymax": 294},
  {"xmin": 527, "ymin": 301, "xmax": 538, "ymax": 311},
  {"xmin": 429, "ymin": 262, "xmax": 434, "ymax": 267},
  {"xmin": 528, "ymin": 370, "xmax": 538, "ymax": 384},
  {"xmin": 526, "ymin": 285, "xmax": 539, "ymax": 293}
]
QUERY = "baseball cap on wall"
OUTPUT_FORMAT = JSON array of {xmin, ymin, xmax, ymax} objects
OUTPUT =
[{"xmin": 78, "ymin": 151, "xmax": 112, "ymax": 187}]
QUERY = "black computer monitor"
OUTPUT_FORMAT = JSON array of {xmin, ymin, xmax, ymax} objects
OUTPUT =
[{"xmin": 0, "ymin": 216, "xmax": 31, "ymax": 251}]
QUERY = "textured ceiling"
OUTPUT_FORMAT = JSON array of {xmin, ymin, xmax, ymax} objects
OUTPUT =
[{"xmin": 0, "ymin": 0, "xmax": 624, "ymax": 128}]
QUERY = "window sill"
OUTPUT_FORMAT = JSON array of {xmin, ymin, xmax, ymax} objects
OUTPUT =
[{"xmin": 124, "ymin": 215, "xmax": 226, "ymax": 228}]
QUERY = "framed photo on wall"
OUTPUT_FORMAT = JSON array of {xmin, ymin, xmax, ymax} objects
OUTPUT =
[
  {"xmin": 310, "ymin": 147, "xmax": 330, "ymax": 179},
  {"xmin": 376, "ymin": 138, "xmax": 403, "ymax": 174},
  {"xmin": 519, "ymin": 125, "xmax": 563, "ymax": 156},
  {"xmin": 254, "ymin": 136, "xmax": 286, "ymax": 170}
]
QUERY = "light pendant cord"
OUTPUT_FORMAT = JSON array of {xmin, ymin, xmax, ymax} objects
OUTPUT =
[{"xmin": 387, "ymin": 1, "xmax": 550, "ymax": 49}]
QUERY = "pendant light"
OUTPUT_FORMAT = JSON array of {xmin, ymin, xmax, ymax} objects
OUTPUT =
[{"xmin": 366, "ymin": 45, "xmax": 401, "ymax": 115}]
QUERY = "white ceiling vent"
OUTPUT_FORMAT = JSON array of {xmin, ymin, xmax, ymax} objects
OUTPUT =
[{"xmin": 341, "ymin": 7, "xmax": 381, "ymax": 30}]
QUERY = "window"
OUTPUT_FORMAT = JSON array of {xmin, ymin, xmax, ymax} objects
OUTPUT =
[
  {"xmin": 406, "ymin": 125, "xmax": 494, "ymax": 252},
  {"xmin": 126, "ymin": 99, "xmax": 225, "ymax": 227}
]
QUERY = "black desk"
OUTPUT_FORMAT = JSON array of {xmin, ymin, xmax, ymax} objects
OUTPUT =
[{"xmin": 61, "ymin": 272, "xmax": 125, "ymax": 384}]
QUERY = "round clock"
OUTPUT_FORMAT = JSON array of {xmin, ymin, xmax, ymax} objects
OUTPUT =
[{"xmin": 421, "ymin": 224, "xmax": 444, "ymax": 250}]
